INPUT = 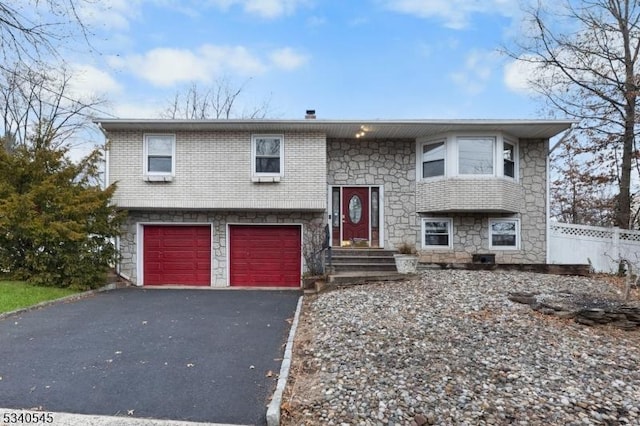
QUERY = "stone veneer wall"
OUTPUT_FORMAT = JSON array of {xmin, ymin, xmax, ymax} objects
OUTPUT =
[
  {"xmin": 326, "ymin": 137, "xmax": 548, "ymax": 264},
  {"xmin": 119, "ymin": 210, "xmax": 325, "ymax": 286},
  {"xmin": 327, "ymin": 138, "xmax": 418, "ymax": 249},
  {"xmin": 418, "ymin": 138, "xmax": 548, "ymax": 264}
]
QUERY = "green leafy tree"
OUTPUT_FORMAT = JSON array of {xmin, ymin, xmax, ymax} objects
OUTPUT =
[{"xmin": 0, "ymin": 133, "xmax": 123, "ymax": 289}]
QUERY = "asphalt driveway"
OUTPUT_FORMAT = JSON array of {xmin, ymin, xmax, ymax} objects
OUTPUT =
[{"xmin": 0, "ymin": 288, "xmax": 301, "ymax": 425}]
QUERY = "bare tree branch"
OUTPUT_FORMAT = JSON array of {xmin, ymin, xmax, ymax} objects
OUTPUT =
[
  {"xmin": 0, "ymin": 62, "xmax": 107, "ymax": 149},
  {"xmin": 507, "ymin": 0, "xmax": 640, "ymax": 229},
  {"xmin": 160, "ymin": 77, "xmax": 272, "ymax": 120},
  {"xmin": 0, "ymin": 1, "xmax": 94, "ymax": 63}
]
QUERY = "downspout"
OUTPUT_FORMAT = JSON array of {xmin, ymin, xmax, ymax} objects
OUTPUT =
[
  {"xmin": 546, "ymin": 127, "xmax": 573, "ymax": 264},
  {"xmin": 96, "ymin": 122, "xmax": 119, "ymax": 276},
  {"xmin": 96, "ymin": 122, "xmax": 109, "ymax": 190}
]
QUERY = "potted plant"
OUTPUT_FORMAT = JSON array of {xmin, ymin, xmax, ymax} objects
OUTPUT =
[{"xmin": 394, "ymin": 241, "xmax": 418, "ymax": 274}]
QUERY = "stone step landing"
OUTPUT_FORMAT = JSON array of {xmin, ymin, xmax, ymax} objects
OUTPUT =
[{"xmin": 327, "ymin": 248, "xmax": 398, "ymax": 274}]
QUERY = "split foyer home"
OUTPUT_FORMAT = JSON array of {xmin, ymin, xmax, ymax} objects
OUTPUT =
[{"xmin": 96, "ymin": 117, "xmax": 573, "ymax": 287}]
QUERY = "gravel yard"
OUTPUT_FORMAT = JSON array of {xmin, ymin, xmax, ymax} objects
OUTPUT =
[{"xmin": 281, "ymin": 270, "xmax": 640, "ymax": 425}]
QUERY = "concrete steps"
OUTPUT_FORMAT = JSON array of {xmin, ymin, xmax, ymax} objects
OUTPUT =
[{"xmin": 327, "ymin": 248, "xmax": 398, "ymax": 273}]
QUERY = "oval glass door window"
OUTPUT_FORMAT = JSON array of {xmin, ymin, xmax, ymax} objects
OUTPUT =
[{"xmin": 348, "ymin": 195, "xmax": 362, "ymax": 223}]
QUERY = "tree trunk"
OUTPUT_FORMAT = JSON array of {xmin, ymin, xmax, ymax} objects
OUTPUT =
[
  {"xmin": 618, "ymin": 110, "xmax": 634, "ymax": 229},
  {"xmin": 618, "ymin": 8, "xmax": 637, "ymax": 230}
]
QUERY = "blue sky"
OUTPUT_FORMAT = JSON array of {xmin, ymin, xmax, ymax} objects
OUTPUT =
[{"xmin": 61, "ymin": 0, "xmax": 540, "ymax": 121}]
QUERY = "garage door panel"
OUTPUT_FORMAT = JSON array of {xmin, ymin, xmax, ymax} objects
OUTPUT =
[
  {"xmin": 143, "ymin": 225, "xmax": 211, "ymax": 286},
  {"xmin": 229, "ymin": 225, "xmax": 301, "ymax": 287},
  {"xmin": 161, "ymin": 240, "xmax": 198, "ymax": 249},
  {"xmin": 162, "ymin": 251, "xmax": 207, "ymax": 261}
]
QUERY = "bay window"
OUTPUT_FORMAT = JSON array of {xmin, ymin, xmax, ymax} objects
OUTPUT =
[
  {"xmin": 503, "ymin": 141, "xmax": 516, "ymax": 178},
  {"xmin": 417, "ymin": 133, "xmax": 518, "ymax": 180},
  {"xmin": 458, "ymin": 137, "xmax": 494, "ymax": 175},
  {"xmin": 422, "ymin": 140, "xmax": 445, "ymax": 178}
]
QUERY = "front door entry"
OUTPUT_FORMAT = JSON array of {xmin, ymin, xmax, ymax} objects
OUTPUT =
[{"xmin": 342, "ymin": 187, "xmax": 369, "ymax": 244}]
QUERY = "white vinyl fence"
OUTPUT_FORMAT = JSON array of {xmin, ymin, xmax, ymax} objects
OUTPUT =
[{"xmin": 549, "ymin": 222, "xmax": 640, "ymax": 273}]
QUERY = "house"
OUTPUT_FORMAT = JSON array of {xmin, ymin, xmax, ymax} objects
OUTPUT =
[{"xmin": 96, "ymin": 117, "xmax": 573, "ymax": 287}]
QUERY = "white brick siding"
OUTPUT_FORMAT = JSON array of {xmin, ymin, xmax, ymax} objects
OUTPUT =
[
  {"xmin": 107, "ymin": 130, "xmax": 327, "ymax": 210},
  {"xmin": 416, "ymin": 178, "xmax": 525, "ymax": 213}
]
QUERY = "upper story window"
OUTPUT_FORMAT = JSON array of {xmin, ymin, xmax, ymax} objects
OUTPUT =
[
  {"xmin": 144, "ymin": 134, "xmax": 175, "ymax": 177},
  {"xmin": 418, "ymin": 133, "xmax": 518, "ymax": 181},
  {"xmin": 458, "ymin": 137, "xmax": 494, "ymax": 175},
  {"xmin": 252, "ymin": 134, "xmax": 284, "ymax": 177},
  {"xmin": 422, "ymin": 140, "xmax": 445, "ymax": 178},
  {"xmin": 503, "ymin": 141, "xmax": 516, "ymax": 178}
]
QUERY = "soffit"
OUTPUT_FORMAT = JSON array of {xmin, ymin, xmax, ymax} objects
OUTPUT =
[{"xmin": 95, "ymin": 119, "xmax": 574, "ymax": 140}]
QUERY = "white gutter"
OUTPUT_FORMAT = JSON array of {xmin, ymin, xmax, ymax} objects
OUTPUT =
[{"xmin": 95, "ymin": 122, "xmax": 110, "ymax": 190}]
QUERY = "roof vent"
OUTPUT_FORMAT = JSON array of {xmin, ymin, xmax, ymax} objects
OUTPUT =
[{"xmin": 305, "ymin": 109, "xmax": 316, "ymax": 119}]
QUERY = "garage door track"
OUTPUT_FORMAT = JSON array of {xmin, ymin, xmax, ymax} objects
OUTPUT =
[{"xmin": 0, "ymin": 288, "xmax": 301, "ymax": 425}]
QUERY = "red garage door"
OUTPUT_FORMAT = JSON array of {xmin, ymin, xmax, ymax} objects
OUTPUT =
[
  {"xmin": 229, "ymin": 225, "xmax": 301, "ymax": 287},
  {"xmin": 144, "ymin": 225, "xmax": 211, "ymax": 286}
]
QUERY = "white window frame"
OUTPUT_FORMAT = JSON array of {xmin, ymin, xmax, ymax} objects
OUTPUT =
[
  {"xmin": 421, "ymin": 217, "xmax": 453, "ymax": 249},
  {"xmin": 502, "ymin": 138, "xmax": 518, "ymax": 180},
  {"xmin": 251, "ymin": 134, "xmax": 284, "ymax": 179},
  {"xmin": 418, "ymin": 139, "xmax": 446, "ymax": 179},
  {"xmin": 489, "ymin": 218, "xmax": 520, "ymax": 250},
  {"xmin": 416, "ymin": 132, "xmax": 519, "ymax": 181},
  {"xmin": 457, "ymin": 136, "xmax": 496, "ymax": 176},
  {"xmin": 143, "ymin": 134, "xmax": 176, "ymax": 179}
]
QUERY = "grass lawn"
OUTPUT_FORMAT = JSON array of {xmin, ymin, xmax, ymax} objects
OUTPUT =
[{"xmin": 0, "ymin": 281, "xmax": 80, "ymax": 314}]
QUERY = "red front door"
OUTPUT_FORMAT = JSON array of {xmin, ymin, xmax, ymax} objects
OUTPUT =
[{"xmin": 342, "ymin": 187, "xmax": 369, "ymax": 243}]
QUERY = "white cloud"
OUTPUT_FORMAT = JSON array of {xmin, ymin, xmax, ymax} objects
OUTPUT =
[
  {"xmin": 67, "ymin": 64, "xmax": 123, "ymax": 99},
  {"xmin": 382, "ymin": 0, "xmax": 519, "ymax": 29},
  {"xmin": 108, "ymin": 45, "xmax": 268, "ymax": 86},
  {"xmin": 503, "ymin": 51, "xmax": 595, "ymax": 96},
  {"xmin": 78, "ymin": 0, "xmax": 140, "ymax": 31},
  {"xmin": 269, "ymin": 48, "xmax": 309, "ymax": 70},
  {"xmin": 207, "ymin": 0, "xmax": 308, "ymax": 18},
  {"xmin": 450, "ymin": 50, "xmax": 499, "ymax": 95},
  {"xmin": 111, "ymin": 101, "xmax": 165, "ymax": 119},
  {"xmin": 504, "ymin": 58, "xmax": 539, "ymax": 94}
]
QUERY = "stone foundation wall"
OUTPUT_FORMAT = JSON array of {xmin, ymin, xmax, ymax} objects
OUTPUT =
[
  {"xmin": 418, "ymin": 214, "xmax": 542, "ymax": 264},
  {"xmin": 119, "ymin": 210, "xmax": 325, "ymax": 286}
]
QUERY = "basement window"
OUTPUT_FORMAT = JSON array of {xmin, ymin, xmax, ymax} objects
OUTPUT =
[
  {"xmin": 489, "ymin": 218, "xmax": 520, "ymax": 249},
  {"xmin": 422, "ymin": 218, "xmax": 453, "ymax": 249}
]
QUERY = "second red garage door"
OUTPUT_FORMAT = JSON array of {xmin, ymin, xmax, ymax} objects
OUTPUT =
[
  {"xmin": 229, "ymin": 225, "xmax": 301, "ymax": 287},
  {"xmin": 143, "ymin": 225, "xmax": 211, "ymax": 286}
]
